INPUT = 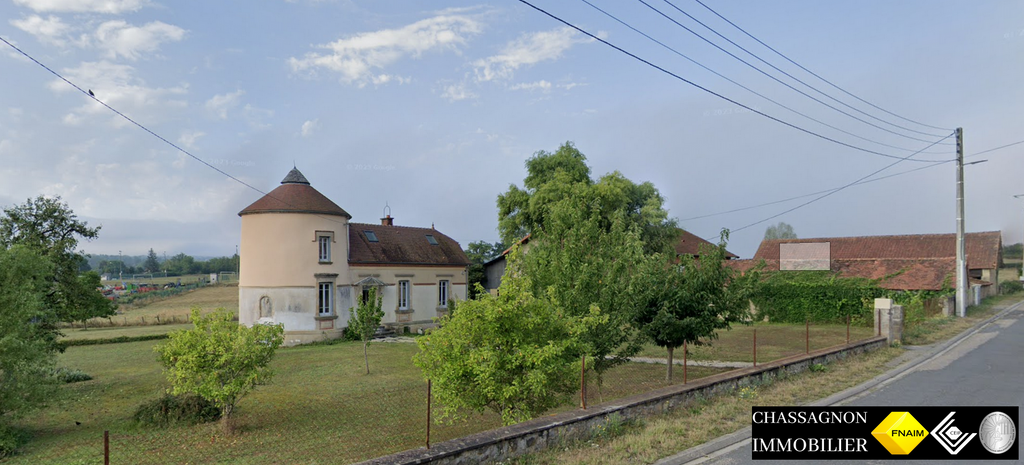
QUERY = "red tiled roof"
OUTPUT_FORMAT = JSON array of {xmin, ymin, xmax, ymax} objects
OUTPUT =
[
  {"xmin": 349, "ymin": 223, "xmax": 470, "ymax": 266},
  {"xmin": 238, "ymin": 170, "xmax": 352, "ymax": 218},
  {"xmin": 753, "ymin": 232, "xmax": 1001, "ymax": 270},
  {"xmin": 675, "ymin": 229, "xmax": 738, "ymax": 258}
]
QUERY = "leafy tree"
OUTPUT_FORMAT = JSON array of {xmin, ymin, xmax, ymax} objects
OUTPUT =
[
  {"xmin": 155, "ymin": 307, "xmax": 284, "ymax": 434},
  {"xmin": 414, "ymin": 248, "xmax": 603, "ymax": 425},
  {"xmin": 636, "ymin": 231, "xmax": 760, "ymax": 381},
  {"xmin": 0, "ymin": 246, "xmax": 60, "ymax": 455},
  {"xmin": 75, "ymin": 254, "xmax": 91, "ymax": 272},
  {"xmin": 523, "ymin": 191, "xmax": 662, "ymax": 395},
  {"xmin": 497, "ymin": 142, "xmax": 678, "ymax": 255},
  {"xmin": 348, "ymin": 287, "xmax": 384, "ymax": 374},
  {"xmin": 143, "ymin": 249, "xmax": 161, "ymax": 273},
  {"xmin": 0, "ymin": 196, "xmax": 115, "ymax": 326},
  {"xmin": 763, "ymin": 222, "xmax": 797, "ymax": 240},
  {"xmin": 464, "ymin": 240, "xmax": 507, "ymax": 299},
  {"xmin": 165, "ymin": 253, "xmax": 197, "ymax": 275}
]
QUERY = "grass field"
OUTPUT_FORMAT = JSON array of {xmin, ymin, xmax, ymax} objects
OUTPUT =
[
  {"xmin": 70, "ymin": 284, "xmax": 238, "ymax": 330},
  {"xmin": 636, "ymin": 322, "xmax": 877, "ymax": 363},
  {"xmin": 60, "ymin": 324, "xmax": 193, "ymax": 341},
  {"xmin": 8, "ymin": 339, "xmax": 729, "ymax": 464}
]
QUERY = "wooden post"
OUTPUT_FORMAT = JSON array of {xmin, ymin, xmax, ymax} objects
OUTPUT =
[
  {"xmin": 877, "ymin": 309, "xmax": 881, "ymax": 336},
  {"xmin": 753, "ymin": 329, "xmax": 757, "ymax": 367},
  {"xmin": 104, "ymin": 430, "xmax": 109, "ymax": 465},
  {"xmin": 683, "ymin": 341, "xmax": 687, "ymax": 384},
  {"xmin": 426, "ymin": 380, "xmax": 431, "ymax": 450},
  {"xmin": 580, "ymin": 354, "xmax": 586, "ymax": 409},
  {"xmin": 806, "ymin": 318, "xmax": 810, "ymax": 354},
  {"xmin": 846, "ymin": 315, "xmax": 850, "ymax": 344}
]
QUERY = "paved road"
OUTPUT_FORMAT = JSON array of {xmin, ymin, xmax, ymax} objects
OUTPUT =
[{"xmin": 689, "ymin": 303, "xmax": 1024, "ymax": 465}]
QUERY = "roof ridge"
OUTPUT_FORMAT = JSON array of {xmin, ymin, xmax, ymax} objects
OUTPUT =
[{"xmin": 766, "ymin": 231, "xmax": 999, "ymax": 242}]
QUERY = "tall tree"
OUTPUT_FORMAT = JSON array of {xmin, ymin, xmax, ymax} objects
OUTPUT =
[
  {"xmin": 0, "ymin": 246, "xmax": 60, "ymax": 455},
  {"xmin": 764, "ymin": 222, "xmax": 798, "ymax": 240},
  {"xmin": 156, "ymin": 308, "xmax": 284, "ymax": 435},
  {"xmin": 0, "ymin": 196, "xmax": 115, "ymax": 325},
  {"xmin": 497, "ymin": 142, "xmax": 678, "ymax": 255},
  {"xmin": 414, "ymin": 248, "xmax": 602, "ymax": 425},
  {"xmin": 636, "ymin": 232, "xmax": 760, "ymax": 381},
  {"xmin": 348, "ymin": 287, "xmax": 384, "ymax": 374},
  {"xmin": 464, "ymin": 240, "xmax": 507, "ymax": 299},
  {"xmin": 143, "ymin": 248, "xmax": 161, "ymax": 273}
]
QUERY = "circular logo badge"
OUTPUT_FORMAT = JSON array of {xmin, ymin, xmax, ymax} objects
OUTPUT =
[{"xmin": 979, "ymin": 411, "xmax": 1016, "ymax": 454}]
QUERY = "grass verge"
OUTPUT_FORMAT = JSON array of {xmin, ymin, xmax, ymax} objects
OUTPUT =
[{"xmin": 903, "ymin": 294, "xmax": 1017, "ymax": 346}]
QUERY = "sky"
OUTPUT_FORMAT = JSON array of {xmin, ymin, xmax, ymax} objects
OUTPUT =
[{"xmin": 2, "ymin": 0, "xmax": 1023, "ymax": 259}]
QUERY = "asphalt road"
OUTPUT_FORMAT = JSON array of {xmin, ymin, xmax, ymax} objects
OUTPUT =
[{"xmin": 689, "ymin": 303, "xmax": 1024, "ymax": 465}]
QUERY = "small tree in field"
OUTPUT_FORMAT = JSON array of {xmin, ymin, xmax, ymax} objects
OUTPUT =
[
  {"xmin": 636, "ymin": 231, "xmax": 760, "ymax": 381},
  {"xmin": 348, "ymin": 287, "xmax": 384, "ymax": 374},
  {"xmin": 155, "ymin": 307, "xmax": 284, "ymax": 434}
]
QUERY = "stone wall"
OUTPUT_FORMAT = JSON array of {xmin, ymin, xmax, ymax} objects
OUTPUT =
[{"xmin": 355, "ymin": 336, "xmax": 888, "ymax": 465}]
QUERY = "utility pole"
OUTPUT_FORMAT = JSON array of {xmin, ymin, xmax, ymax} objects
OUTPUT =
[
  {"xmin": 118, "ymin": 250, "xmax": 123, "ymax": 282},
  {"xmin": 955, "ymin": 127, "xmax": 967, "ymax": 318}
]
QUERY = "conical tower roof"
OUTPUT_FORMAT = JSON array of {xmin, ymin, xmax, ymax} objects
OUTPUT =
[{"xmin": 238, "ymin": 168, "xmax": 351, "ymax": 218}]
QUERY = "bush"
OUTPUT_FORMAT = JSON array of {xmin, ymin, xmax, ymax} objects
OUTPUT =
[
  {"xmin": 999, "ymin": 280, "xmax": 1023, "ymax": 295},
  {"xmin": 132, "ymin": 393, "xmax": 221, "ymax": 427},
  {"xmin": 52, "ymin": 367, "xmax": 92, "ymax": 383},
  {"xmin": 342, "ymin": 323, "xmax": 360, "ymax": 342}
]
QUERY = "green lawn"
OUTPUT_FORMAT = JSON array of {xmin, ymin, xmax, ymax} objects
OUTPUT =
[
  {"xmin": 636, "ymin": 322, "xmax": 877, "ymax": 363},
  {"xmin": 60, "ymin": 324, "xmax": 192, "ymax": 341},
  {"xmin": 9, "ymin": 340, "xmax": 729, "ymax": 464}
]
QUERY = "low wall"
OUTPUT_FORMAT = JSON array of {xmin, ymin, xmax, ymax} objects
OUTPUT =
[{"xmin": 356, "ymin": 336, "xmax": 888, "ymax": 465}]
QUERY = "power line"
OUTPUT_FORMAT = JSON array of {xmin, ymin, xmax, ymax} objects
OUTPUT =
[
  {"xmin": 637, "ymin": 0, "xmax": 953, "ymax": 145},
  {"xmin": 709, "ymin": 132, "xmax": 954, "ymax": 241},
  {"xmin": 689, "ymin": 0, "xmax": 953, "ymax": 132},
  {"xmin": 578, "ymin": 0, "xmax": 947, "ymax": 155},
  {"xmin": 516, "ymin": 0, "xmax": 954, "ymax": 163},
  {"xmin": 680, "ymin": 136, "xmax": 1023, "ymax": 222},
  {"xmin": 0, "ymin": 35, "xmax": 351, "ymax": 228},
  {"xmin": 657, "ymin": 0, "xmax": 951, "ymax": 139}
]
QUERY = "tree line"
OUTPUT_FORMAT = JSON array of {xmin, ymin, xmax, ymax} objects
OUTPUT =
[{"xmin": 95, "ymin": 250, "xmax": 239, "ymax": 277}]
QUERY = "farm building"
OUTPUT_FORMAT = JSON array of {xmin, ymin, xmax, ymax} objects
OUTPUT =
[{"xmin": 238, "ymin": 168, "xmax": 470, "ymax": 345}]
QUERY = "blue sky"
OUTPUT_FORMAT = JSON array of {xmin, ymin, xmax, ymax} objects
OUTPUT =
[{"xmin": 2, "ymin": 0, "xmax": 1023, "ymax": 259}]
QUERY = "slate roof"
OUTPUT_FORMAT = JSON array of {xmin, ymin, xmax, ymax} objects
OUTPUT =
[
  {"xmin": 349, "ymin": 223, "xmax": 470, "ymax": 266},
  {"xmin": 238, "ymin": 168, "xmax": 352, "ymax": 218},
  {"xmin": 753, "ymin": 232, "xmax": 1001, "ymax": 270},
  {"xmin": 674, "ymin": 228, "xmax": 738, "ymax": 259}
]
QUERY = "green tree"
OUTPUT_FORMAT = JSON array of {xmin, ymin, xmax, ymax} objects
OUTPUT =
[
  {"xmin": 414, "ymin": 248, "xmax": 603, "ymax": 425},
  {"xmin": 497, "ymin": 142, "xmax": 678, "ymax": 255},
  {"xmin": 348, "ymin": 287, "xmax": 384, "ymax": 374},
  {"xmin": 636, "ymin": 232, "xmax": 760, "ymax": 381},
  {"xmin": 0, "ymin": 196, "xmax": 115, "ymax": 327},
  {"xmin": 764, "ymin": 222, "xmax": 798, "ymax": 240},
  {"xmin": 143, "ymin": 249, "xmax": 160, "ymax": 273},
  {"xmin": 155, "ymin": 308, "xmax": 284, "ymax": 434},
  {"xmin": 165, "ymin": 253, "xmax": 197, "ymax": 275},
  {"xmin": 464, "ymin": 240, "xmax": 506, "ymax": 299},
  {"xmin": 0, "ymin": 246, "xmax": 60, "ymax": 455}
]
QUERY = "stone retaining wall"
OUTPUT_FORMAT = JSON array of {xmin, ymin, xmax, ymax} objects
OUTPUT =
[{"xmin": 356, "ymin": 336, "xmax": 888, "ymax": 465}]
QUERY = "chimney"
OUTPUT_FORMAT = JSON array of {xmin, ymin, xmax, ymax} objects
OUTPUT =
[{"xmin": 381, "ymin": 215, "xmax": 393, "ymax": 226}]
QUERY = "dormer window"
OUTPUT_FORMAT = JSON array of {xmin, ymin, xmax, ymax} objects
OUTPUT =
[
  {"xmin": 364, "ymin": 231, "xmax": 378, "ymax": 242},
  {"xmin": 425, "ymin": 234, "xmax": 438, "ymax": 245}
]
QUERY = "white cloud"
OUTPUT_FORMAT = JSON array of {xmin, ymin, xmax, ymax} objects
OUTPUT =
[
  {"xmin": 48, "ymin": 61, "xmax": 188, "ymax": 127},
  {"xmin": 509, "ymin": 80, "xmax": 551, "ymax": 92},
  {"xmin": 289, "ymin": 12, "xmax": 482, "ymax": 85},
  {"xmin": 92, "ymin": 20, "xmax": 186, "ymax": 60},
  {"xmin": 474, "ymin": 27, "xmax": 586, "ymax": 82},
  {"xmin": 205, "ymin": 89, "xmax": 245, "ymax": 119},
  {"xmin": 242, "ymin": 104, "xmax": 273, "ymax": 130},
  {"xmin": 10, "ymin": 15, "xmax": 70, "ymax": 46},
  {"xmin": 301, "ymin": 119, "xmax": 320, "ymax": 137},
  {"xmin": 177, "ymin": 130, "xmax": 204, "ymax": 149},
  {"xmin": 13, "ymin": 0, "xmax": 148, "ymax": 14},
  {"xmin": 441, "ymin": 83, "xmax": 475, "ymax": 102}
]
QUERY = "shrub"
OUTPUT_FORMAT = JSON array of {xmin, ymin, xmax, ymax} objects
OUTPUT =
[
  {"xmin": 999, "ymin": 280, "xmax": 1023, "ymax": 295},
  {"xmin": 0, "ymin": 425, "xmax": 27, "ymax": 459},
  {"xmin": 132, "ymin": 393, "xmax": 221, "ymax": 427},
  {"xmin": 52, "ymin": 367, "xmax": 92, "ymax": 383}
]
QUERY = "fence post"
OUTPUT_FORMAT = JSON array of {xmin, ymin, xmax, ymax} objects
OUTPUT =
[
  {"xmin": 846, "ymin": 315, "xmax": 850, "ymax": 344},
  {"xmin": 104, "ymin": 430, "xmax": 109, "ymax": 465},
  {"xmin": 580, "ymin": 354, "xmax": 586, "ymax": 410},
  {"xmin": 877, "ymin": 309, "xmax": 881, "ymax": 336},
  {"xmin": 753, "ymin": 329, "xmax": 757, "ymax": 367},
  {"xmin": 426, "ymin": 379, "xmax": 431, "ymax": 450},
  {"xmin": 806, "ymin": 318, "xmax": 809, "ymax": 354},
  {"xmin": 683, "ymin": 340, "xmax": 687, "ymax": 384}
]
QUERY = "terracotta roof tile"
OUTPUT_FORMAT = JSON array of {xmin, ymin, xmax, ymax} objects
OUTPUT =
[
  {"xmin": 674, "ymin": 228, "xmax": 738, "ymax": 258},
  {"xmin": 238, "ymin": 169, "xmax": 351, "ymax": 218},
  {"xmin": 753, "ymin": 232, "xmax": 1001, "ymax": 270},
  {"xmin": 349, "ymin": 223, "xmax": 470, "ymax": 266}
]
